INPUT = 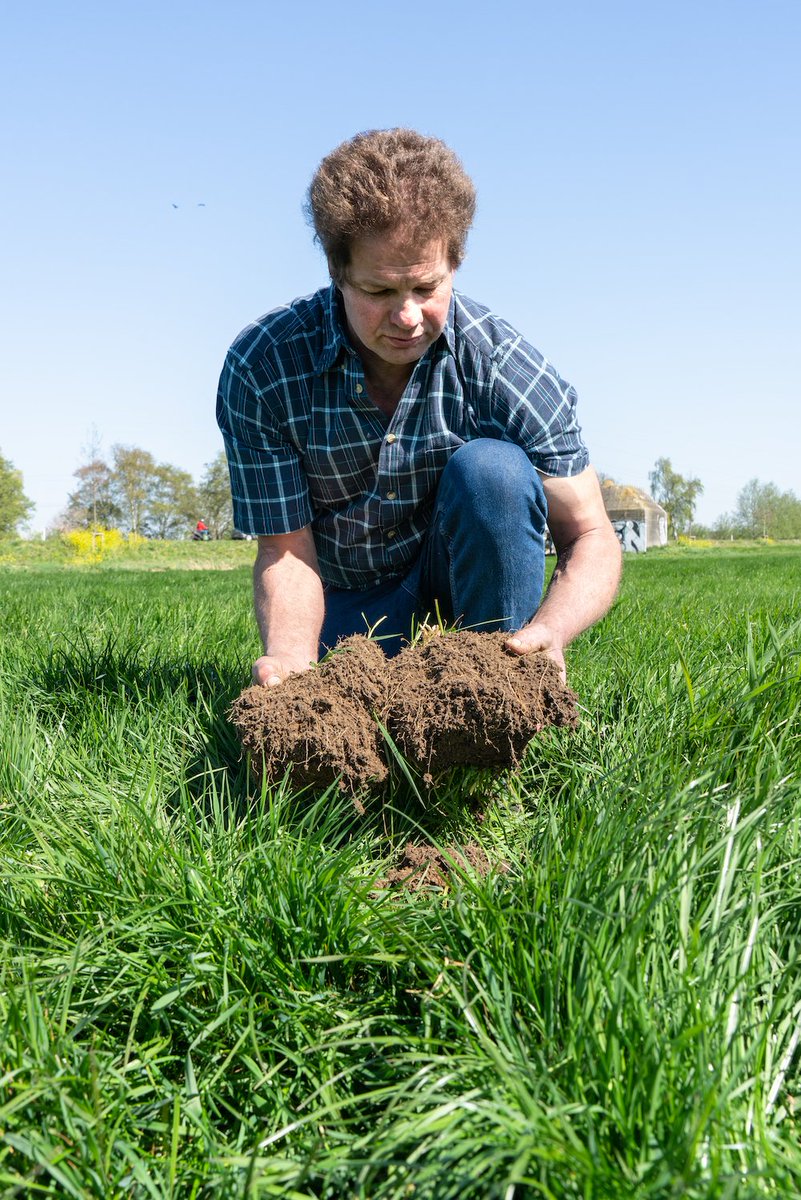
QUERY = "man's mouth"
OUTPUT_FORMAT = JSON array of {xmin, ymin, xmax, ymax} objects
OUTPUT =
[{"xmin": 386, "ymin": 333, "xmax": 423, "ymax": 346}]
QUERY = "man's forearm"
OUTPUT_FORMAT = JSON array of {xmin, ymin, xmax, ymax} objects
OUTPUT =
[
  {"xmin": 534, "ymin": 523, "xmax": 621, "ymax": 647},
  {"xmin": 253, "ymin": 529, "xmax": 324, "ymax": 678},
  {"xmin": 506, "ymin": 521, "xmax": 621, "ymax": 674}
]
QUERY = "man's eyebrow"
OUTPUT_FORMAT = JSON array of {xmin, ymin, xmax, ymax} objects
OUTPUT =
[{"xmin": 354, "ymin": 272, "xmax": 447, "ymax": 289}]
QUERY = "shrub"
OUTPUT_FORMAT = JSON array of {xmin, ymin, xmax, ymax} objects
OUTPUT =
[{"xmin": 63, "ymin": 527, "xmax": 125, "ymax": 563}]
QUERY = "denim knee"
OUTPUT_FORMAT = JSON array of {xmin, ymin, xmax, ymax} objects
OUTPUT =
[{"xmin": 439, "ymin": 439, "xmax": 548, "ymax": 532}]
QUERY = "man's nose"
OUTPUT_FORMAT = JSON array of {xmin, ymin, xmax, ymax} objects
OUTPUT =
[{"xmin": 391, "ymin": 297, "xmax": 422, "ymax": 327}]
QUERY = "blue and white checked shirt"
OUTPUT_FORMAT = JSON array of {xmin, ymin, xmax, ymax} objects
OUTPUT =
[{"xmin": 217, "ymin": 285, "xmax": 589, "ymax": 590}]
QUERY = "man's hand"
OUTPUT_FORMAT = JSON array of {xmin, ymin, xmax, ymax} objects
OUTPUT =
[
  {"xmin": 505, "ymin": 623, "xmax": 566, "ymax": 681},
  {"xmin": 252, "ymin": 655, "xmax": 315, "ymax": 687}
]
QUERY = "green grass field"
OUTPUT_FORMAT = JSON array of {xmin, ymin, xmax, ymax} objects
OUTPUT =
[{"xmin": 1, "ymin": 544, "xmax": 800, "ymax": 1198}]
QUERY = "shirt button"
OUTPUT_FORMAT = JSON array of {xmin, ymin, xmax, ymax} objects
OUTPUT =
[
  {"xmin": 385, "ymin": 433, "xmax": 397, "ymax": 443},
  {"xmin": 355, "ymin": 383, "xmax": 363, "ymax": 394},
  {"xmin": 387, "ymin": 530, "xmax": 396, "ymax": 538},
  {"xmin": 386, "ymin": 491, "xmax": 396, "ymax": 500}
]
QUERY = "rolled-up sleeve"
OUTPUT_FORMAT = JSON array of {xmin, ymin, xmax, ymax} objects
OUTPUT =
[
  {"xmin": 216, "ymin": 352, "xmax": 313, "ymax": 536},
  {"xmin": 487, "ymin": 336, "xmax": 590, "ymax": 478}
]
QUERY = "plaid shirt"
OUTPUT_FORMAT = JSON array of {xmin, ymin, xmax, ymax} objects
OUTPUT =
[{"xmin": 217, "ymin": 285, "xmax": 589, "ymax": 590}]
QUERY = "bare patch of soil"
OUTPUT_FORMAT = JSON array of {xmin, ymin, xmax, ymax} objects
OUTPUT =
[
  {"xmin": 374, "ymin": 840, "xmax": 506, "ymax": 891},
  {"xmin": 229, "ymin": 630, "xmax": 579, "ymax": 793}
]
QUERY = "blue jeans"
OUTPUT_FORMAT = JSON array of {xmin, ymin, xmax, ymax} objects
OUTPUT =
[{"xmin": 320, "ymin": 439, "xmax": 549, "ymax": 657}]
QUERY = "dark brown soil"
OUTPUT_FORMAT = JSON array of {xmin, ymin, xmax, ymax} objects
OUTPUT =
[
  {"xmin": 228, "ymin": 630, "xmax": 579, "ymax": 793},
  {"xmin": 375, "ymin": 840, "xmax": 506, "ymax": 891},
  {"xmin": 229, "ymin": 636, "xmax": 390, "ymax": 795},
  {"xmin": 385, "ymin": 630, "xmax": 578, "ymax": 777}
]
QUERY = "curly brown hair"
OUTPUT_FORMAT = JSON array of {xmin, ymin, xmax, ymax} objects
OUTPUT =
[{"xmin": 306, "ymin": 128, "xmax": 476, "ymax": 284}]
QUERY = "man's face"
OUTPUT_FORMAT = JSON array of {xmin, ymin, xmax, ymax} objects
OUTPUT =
[{"xmin": 338, "ymin": 231, "xmax": 453, "ymax": 372}]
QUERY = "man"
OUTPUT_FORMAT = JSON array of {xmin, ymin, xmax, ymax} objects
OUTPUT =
[{"xmin": 217, "ymin": 129, "xmax": 620, "ymax": 687}]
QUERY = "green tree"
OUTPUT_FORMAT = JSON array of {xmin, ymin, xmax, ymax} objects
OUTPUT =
[
  {"xmin": 62, "ymin": 458, "xmax": 121, "ymax": 530},
  {"xmin": 110, "ymin": 445, "xmax": 158, "ymax": 536},
  {"xmin": 710, "ymin": 512, "xmax": 737, "ymax": 540},
  {"xmin": 110, "ymin": 445, "xmax": 203, "ymax": 538},
  {"xmin": 773, "ymin": 492, "xmax": 801, "ymax": 539},
  {"xmin": 734, "ymin": 479, "xmax": 801, "ymax": 539},
  {"xmin": 648, "ymin": 457, "xmax": 704, "ymax": 538},
  {"xmin": 148, "ymin": 464, "xmax": 198, "ymax": 539},
  {"xmin": 197, "ymin": 450, "xmax": 234, "ymax": 539},
  {"xmin": 0, "ymin": 449, "xmax": 35, "ymax": 535}
]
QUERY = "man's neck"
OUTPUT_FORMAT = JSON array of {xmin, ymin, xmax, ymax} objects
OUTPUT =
[
  {"xmin": 366, "ymin": 356, "xmax": 413, "ymax": 397},
  {"xmin": 364, "ymin": 374, "xmax": 408, "ymax": 418},
  {"xmin": 349, "ymin": 335, "xmax": 415, "ymax": 418}
]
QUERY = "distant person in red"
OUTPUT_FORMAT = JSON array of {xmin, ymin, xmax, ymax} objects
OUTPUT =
[
  {"xmin": 193, "ymin": 519, "xmax": 210, "ymax": 541},
  {"xmin": 196, "ymin": 520, "xmax": 208, "ymax": 533}
]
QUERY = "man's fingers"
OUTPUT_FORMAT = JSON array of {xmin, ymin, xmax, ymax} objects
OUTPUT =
[
  {"xmin": 252, "ymin": 655, "xmax": 317, "ymax": 686},
  {"xmin": 504, "ymin": 628, "xmax": 567, "ymax": 683},
  {"xmin": 505, "ymin": 630, "xmax": 548, "ymax": 656},
  {"xmin": 505, "ymin": 635, "xmax": 531, "ymax": 655},
  {"xmin": 252, "ymin": 657, "xmax": 286, "ymax": 686}
]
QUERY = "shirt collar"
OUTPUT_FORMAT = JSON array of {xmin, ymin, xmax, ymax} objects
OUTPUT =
[
  {"xmin": 441, "ymin": 291, "xmax": 457, "ymax": 356},
  {"xmin": 314, "ymin": 283, "xmax": 351, "ymax": 374}
]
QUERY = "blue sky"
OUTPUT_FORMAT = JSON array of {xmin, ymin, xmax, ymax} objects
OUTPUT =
[{"xmin": 2, "ymin": 0, "xmax": 799, "ymax": 532}]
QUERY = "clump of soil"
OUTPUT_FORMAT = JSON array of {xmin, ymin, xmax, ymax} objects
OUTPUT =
[
  {"xmin": 229, "ymin": 636, "xmax": 390, "ymax": 795},
  {"xmin": 375, "ymin": 840, "xmax": 505, "ymax": 891},
  {"xmin": 386, "ymin": 631, "xmax": 578, "ymax": 776},
  {"xmin": 229, "ymin": 630, "xmax": 579, "ymax": 793}
]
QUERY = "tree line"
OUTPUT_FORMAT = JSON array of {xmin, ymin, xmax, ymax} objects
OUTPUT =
[
  {"xmin": 709, "ymin": 479, "xmax": 801, "ymax": 541},
  {"xmin": 60, "ymin": 446, "xmax": 235, "ymax": 538},
  {"xmin": 0, "ymin": 445, "xmax": 235, "ymax": 539},
  {"xmin": 648, "ymin": 457, "xmax": 801, "ymax": 541},
  {"xmin": 1, "ymin": 444, "xmax": 800, "ymax": 542}
]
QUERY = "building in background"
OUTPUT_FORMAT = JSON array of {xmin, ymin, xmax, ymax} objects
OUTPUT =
[{"xmin": 600, "ymin": 481, "xmax": 668, "ymax": 552}]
